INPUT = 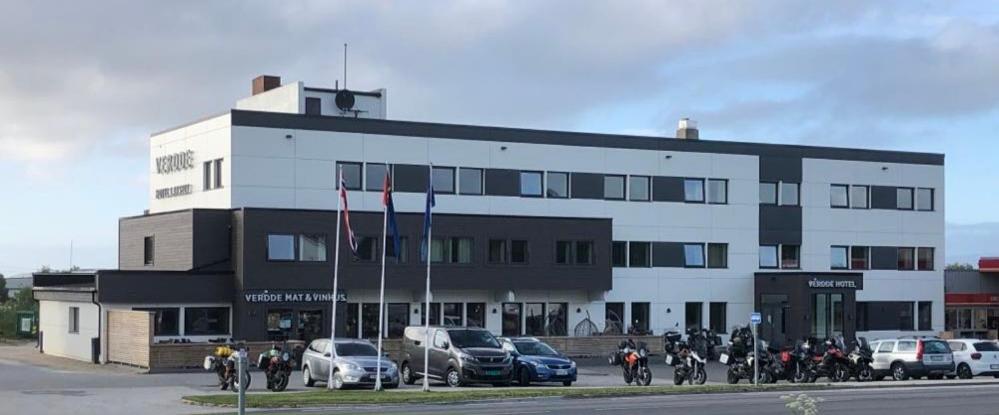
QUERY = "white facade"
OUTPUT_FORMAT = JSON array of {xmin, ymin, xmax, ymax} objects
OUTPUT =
[{"xmin": 38, "ymin": 300, "xmax": 100, "ymax": 362}]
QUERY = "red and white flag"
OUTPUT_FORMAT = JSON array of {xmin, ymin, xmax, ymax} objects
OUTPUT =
[{"xmin": 339, "ymin": 172, "xmax": 359, "ymax": 256}]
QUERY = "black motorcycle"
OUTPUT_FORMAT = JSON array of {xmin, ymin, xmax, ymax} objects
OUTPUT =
[
  {"xmin": 845, "ymin": 338, "xmax": 874, "ymax": 382},
  {"xmin": 720, "ymin": 325, "xmax": 774, "ymax": 384},
  {"xmin": 609, "ymin": 339, "xmax": 653, "ymax": 386},
  {"xmin": 664, "ymin": 330, "xmax": 708, "ymax": 385},
  {"xmin": 257, "ymin": 343, "xmax": 295, "ymax": 392}
]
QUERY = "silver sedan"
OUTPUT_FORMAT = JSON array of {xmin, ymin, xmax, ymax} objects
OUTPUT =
[{"xmin": 301, "ymin": 338, "xmax": 399, "ymax": 389}]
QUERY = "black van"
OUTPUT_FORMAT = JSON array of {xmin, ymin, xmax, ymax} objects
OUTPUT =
[{"xmin": 400, "ymin": 326, "xmax": 513, "ymax": 387}]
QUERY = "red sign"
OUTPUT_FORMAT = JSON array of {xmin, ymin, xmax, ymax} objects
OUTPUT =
[{"xmin": 946, "ymin": 293, "xmax": 999, "ymax": 305}]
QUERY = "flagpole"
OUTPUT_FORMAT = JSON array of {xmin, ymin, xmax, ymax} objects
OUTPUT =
[
  {"xmin": 328, "ymin": 167, "xmax": 343, "ymax": 390},
  {"xmin": 374, "ymin": 187, "xmax": 389, "ymax": 392},
  {"xmin": 422, "ymin": 180, "xmax": 432, "ymax": 392}
]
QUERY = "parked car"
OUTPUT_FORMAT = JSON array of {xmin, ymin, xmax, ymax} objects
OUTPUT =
[
  {"xmin": 870, "ymin": 338, "xmax": 954, "ymax": 381},
  {"xmin": 946, "ymin": 339, "xmax": 999, "ymax": 379},
  {"xmin": 499, "ymin": 337, "xmax": 577, "ymax": 386},
  {"xmin": 400, "ymin": 326, "xmax": 513, "ymax": 387},
  {"xmin": 300, "ymin": 338, "xmax": 399, "ymax": 390}
]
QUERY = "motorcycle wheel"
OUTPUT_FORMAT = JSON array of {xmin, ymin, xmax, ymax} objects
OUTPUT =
[
  {"xmin": 230, "ymin": 371, "xmax": 251, "ymax": 393},
  {"xmin": 858, "ymin": 366, "xmax": 874, "ymax": 382},
  {"xmin": 271, "ymin": 371, "xmax": 289, "ymax": 392},
  {"xmin": 673, "ymin": 370, "xmax": 685, "ymax": 386},
  {"xmin": 623, "ymin": 368, "xmax": 634, "ymax": 385},
  {"xmin": 726, "ymin": 367, "xmax": 739, "ymax": 384},
  {"xmin": 640, "ymin": 367, "xmax": 653, "ymax": 386},
  {"xmin": 693, "ymin": 366, "xmax": 707, "ymax": 385},
  {"xmin": 837, "ymin": 366, "xmax": 852, "ymax": 383},
  {"xmin": 792, "ymin": 367, "xmax": 808, "ymax": 384}
]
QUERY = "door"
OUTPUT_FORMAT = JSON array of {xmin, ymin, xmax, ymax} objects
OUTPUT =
[
  {"xmin": 811, "ymin": 293, "xmax": 844, "ymax": 339},
  {"xmin": 316, "ymin": 339, "xmax": 332, "ymax": 380},
  {"xmin": 760, "ymin": 295, "xmax": 788, "ymax": 347},
  {"xmin": 873, "ymin": 341, "xmax": 895, "ymax": 371},
  {"xmin": 430, "ymin": 329, "xmax": 450, "ymax": 378}
]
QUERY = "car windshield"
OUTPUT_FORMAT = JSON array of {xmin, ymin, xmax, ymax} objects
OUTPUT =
[
  {"xmin": 974, "ymin": 342, "xmax": 999, "ymax": 352},
  {"xmin": 923, "ymin": 340, "xmax": 950, "ymax": 354},
  {"xmin": 514, "ymin": 341, "xmax": 559, "ymax": 356},
  {"xmin": 448, "ymin": 329, "xmax": 500, "ymax": 348},
  {"xmin": 336, "ymin": 342, "xmax": 378, "ymax": 356}
]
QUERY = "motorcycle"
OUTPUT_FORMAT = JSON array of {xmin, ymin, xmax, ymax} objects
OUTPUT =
[
  {"xmin": 720, "ymin": 325, "xmax": 774, "ymax": 384},
  {"xmin": 787, "ymin": 339, "xmax": 817, "ymax": 383},
  {"xmin": 801, "ymin": 337, "xmax": 850, "ymax": 383},
  {"xmin": 664, "ymin": 330, "xmax": 707, "ymax": 385},
  {"xmin": 203, "ymin": 343, "xmax": 251, "ymax": 392},
  {"xmin": 610, "ymin": 339, "xmax": 653, "ymax": 386},
  {"xmin": 845, "ymin": 338, "xmax": 874, "ymax": 382},
  {"xmin": 257, "ymin": 343, "xmax": 295, "ymax": 392}
]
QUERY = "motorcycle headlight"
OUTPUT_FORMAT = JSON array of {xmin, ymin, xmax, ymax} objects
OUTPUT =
[
  {"xmin": 639, "ymin": 348, "xmax": 648, "ymax": 358},
  {"xmin": 281, "ymin": 352, "xmax": 290, "ymax": 362}
]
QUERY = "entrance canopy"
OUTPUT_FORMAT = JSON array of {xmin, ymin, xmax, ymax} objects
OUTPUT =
[{"xmin": 754, "ymin": 272, "xmax": 864, "ymax": 348}]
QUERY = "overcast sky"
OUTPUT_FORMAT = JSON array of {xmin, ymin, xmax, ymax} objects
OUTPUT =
[{"xmin": 1, "ymin": 1, "xmax": 997, "ymax": 276}]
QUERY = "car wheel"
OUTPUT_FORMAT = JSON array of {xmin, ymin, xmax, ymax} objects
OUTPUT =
[
  {"xmin": 302, "ymin": 366, "xmax": 315, "ymax": 387},
  {"xmin": 446, "ymin": 367, "xmax": 463, "ymax": 388},
  {"xmin": 401, "ymin": 363, "xmax": 416, "ymax": 385},
  {"xmin": 519, "ymin": 368, "xmax": 532, "ymax": 386},
  {"xmin": 958, "ymin": 363, "xmax": 974, "ymax": 380},
  {"xmin": 891, "ymin": 363, "xmax": 909, "ymax": 381},
  {"xmin": 332, "ymin": 370, "xmax": 345, "ymax": 390},
  {"xmin": 562, "ymin": 381, "xmax": 572, "ymax": 387}
]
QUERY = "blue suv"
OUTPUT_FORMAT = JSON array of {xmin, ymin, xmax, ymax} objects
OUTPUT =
[{"xmin": 500, "ymin": 337, "xmax": 577, "ymax": 386}]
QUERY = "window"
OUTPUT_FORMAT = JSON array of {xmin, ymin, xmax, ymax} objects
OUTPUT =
[
  {"xmin": 850, "ymin": 246, "xmax": 870, "ymax": 269},
  {"xmin": 143, "ymin": 236, "xmax": 154, "ymax": 266},
  {"xmin": 628, "ymin": 242, "xmax": 651, "ymax": 267},
  {"xmin": 605, "ymin": 302, "xmax": 625, "ymax": 334},
  {"xmin": 900, "ymin": 303, "xmax": 914, "ymax": 331},
  {"xmin": 136, "ymin": 308, "xmax": 179, "ymax": 336},
  {"xmin": 830, "ymin": 184, "xmax": 849, "ymax": 208},
  {"xmin": 628, "ymin": 176, "xmax": 650, "ymax": 201},
  {"xmin": 916, "ymin": 188, "xmax": 934, "ymax": 211},
  {"xmin": 759, "ymin": 245, "xmax": 778, "ymax": 268},
  {"xmin": 203, "ymin": 160, "xmax": 212, "ymax": 191},
  {"xmin": 510, "ymin": 240, "xmax": 528, "ymax": 264},
  {"xmin": 684, "ymin": 178, "xmax": 705, "ymax": 202},
  {"xmin": 520, "ymin": 171, "xmax": 543, "ymax": 197},
  {"xmin": 683, "ymin": 243, "xmax": 705, "ymax": 268},
  {"xmin": 546, "ymin": 172, "xmax": 569, "ymax": 198},
  {"xmin": 707, "ymin": 179, "xmax": 727, "ymax": 204},
  {"xmin": 458, "ymin": 168, "xmax": 483, "ymax": 195},
  {"xmin": 707, "ymin": 243, "xmax": 728, "ymax": 268},
  {"xmin": 575, "ymin": 241, "xmax": 594, "ymax": 265},
  {"xmin": 432, "ymin": 166, "xmax": 455, "ymax": 194},
  {"xmin": 299, "ymin": 234, "xmax": 327, "ymax": 262},
  {"xmin": 878, "ymin": 341, "xmax": 895, "ymax": 353},
  {"xmin": 604, "ymin": 175, "xmax": 625, "ymax": 200},
  {"xmin": 421, "ymin": 303, "xmax": 441, "ymax": 325},
  {"xmin": 466, "ymin": 303, "xmax": 485, "ymax": 328},
  {"xmin": 449, "ymin": 238, "xmax": 473, "ymax": 264},
  {"xmin": 856, "ymin": 302, "xmax": 868, "ymax": 332},
  {"xmin": 361, "ymin": 303, "xmax": 380, "ymax": 339},
  {"xmin": 896, "ymin": 187, "xmax": 914, "ymax": 210},
  {"xmin": 612, "ymin": 241, "xmax": 627, "ymax": 267},
  {"xmin": 918, "ymin": 301, "xmax": 932, "ymax": 331},
  {"xmin": 443, "ymin": 303, "xmax": 463, "ymax": 327},
  {"xmin": 365, "ymin": 163, "xmax": 391, "ymax": 191},
  {"xmin": 185, "ymin": 307, "xmax": 230, "ymax": 336},
  {"xmin": 386, "ymin": 236, "xmax": 408, "ymax": 262},
  {"xmin": 433, "ymin": 330, "xmax": 448, "ymax": 348},
  {"xmin": 709, "ymin": 302, "xmax": 727, "ymax": 333},
  {"xmin": 502, "ymin": 303, "xmax": 522, "ymax": 336},
  {"xmin": 631, "ymin": 302, "xmax": 650, "ymax": 334},
  {"xmin": 780, "ymin": 182, "xmax": 799, "ymax": 206},
  {"xmin": 267, "ymin": 234, "xmax": 296, "ymax": 261},
  {"xmin": 686, "ymin": 302, "xmax": 702, "ymax": 331},
  {"xmin": 68, "ymin": 307, "xmax": 79, "ymax": 334},
  {"xmin": 555, "ymin": 241, "xmax": 571, "ymax": 265},
  {"xmin": 851, "ymin": 185, "xmax": 869, "ymax": 208},
  {"xmin": 488, "ymin": 239, "xmax": 507, "ymax": 264},
  {"xmin": 305, "ymin": 97, "xmax": 321, "ymax": 115},
  {"xmin": 759, "ymin": 182, "xmax": 777, "ymax": 205},
  {"xmin": 212, "ymin": 159, "xmax": 223, "ymax": 189},
  {"xmin": 831, "ymin": 246, "xmax": 848, "ymax": 269},
  {"xmin": 356, "ymin": 236, "xmax": 378, "ymax": 262},
  {"xmin": 344, "ymin": 303, "xmax": 359, "ymax": 338},
  {"xmin": 917, "ymin": 247, "xmax": 934, "ymax": 270},
  {"xmin": 547, "ymin": 303, "xmax": 568, "ymax": 336},
  {"xmin": 897, "ymin": 247, "xmax": 915, "ymax": 270},
  {"xmin": 430, "ymin": 237, "xmax": 446, "ymax": 263},
  {"xmin": 337, "ymin": 162, "xmax": 362, "ymax": 190},
  {"xmin": 781, "ymin": 245, "xmax": 800, "ymax": 269},
  {"xmin": 387, "ymin": 303, "xmax": 408, "ymax": 338},
  {"xmin": 525, "ymin": 303, "xmax": 546, "ymax": 336}
]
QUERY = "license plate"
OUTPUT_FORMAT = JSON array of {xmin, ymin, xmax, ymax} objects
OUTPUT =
[
  {"xmin": 665, "ymin": 355, "xmax": 674, "ymax": 365},
  {"xmin": 485, "ymin": 370, "xmax": 501, "ymax": 376},
  {"xmin": 719, "ymin": 354, "xmax": 730, "ymax": 365},
  {"xmin": 991, "ymin": 364, "xmax": 999, "ymax": 370},
  {"xmin": 931, "ymin": 356, "xmax": 943, "ymax": 361},
  {"xmin": 556, "ymin": 369, "xmax": 568, "ymax": 376}
]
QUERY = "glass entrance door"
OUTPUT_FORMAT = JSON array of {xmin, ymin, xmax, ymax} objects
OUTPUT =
[{"xmin": 812, "ymin": 293, "xmax": 844, "ymax": 339}]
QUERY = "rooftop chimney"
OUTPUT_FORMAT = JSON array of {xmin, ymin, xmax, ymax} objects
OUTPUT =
[
  {"xmin": 676, "ymin": 118, "xmax": 699, "ymax": 140},
  {"xmin": 252, "ymin": 75, "xmax": 281, "ymax": 95}
]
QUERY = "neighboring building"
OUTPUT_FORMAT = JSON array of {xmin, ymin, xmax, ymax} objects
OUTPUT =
[
  {"xmin": 944, "ymin": 257, "xmax": 999, "ymax": 339},
  {"xmin": 2, "ymin": 274, "xmax": 32, "ymax": 300},
  {"xmin": 35, "ymin": 75, "xmax": 946, "ymax": 362}
]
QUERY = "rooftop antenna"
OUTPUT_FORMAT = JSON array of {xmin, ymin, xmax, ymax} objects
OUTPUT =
[{"xmin": 343, "ymin": 43, "xmax": 348, "ymax": 90}]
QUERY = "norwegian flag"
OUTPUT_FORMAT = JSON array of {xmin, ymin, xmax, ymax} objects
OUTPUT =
[{"xmin": 339, "ymin": 172, "xmax": 359, "ymax": 257}]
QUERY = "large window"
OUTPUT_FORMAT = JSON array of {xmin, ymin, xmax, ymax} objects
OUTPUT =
[
  {"xmin": 185, "ymin": 307, "xmax": 230, "ymax": 336},
  {"xmin": 510, "ymin": 240, "xmax": 528, "ymax": 264},
  {"xmin": 812, "ymin": 293, "xmax": 844, "ymax": 339},
  {"xmin": 336, "ymin": 162, "xmax": 362, "ymax": 190},
  {"xmin": 68, "ymin": 307, "xmax": 79, "ymax": 334},
  {"xmin": 458, "ymin": 168, "xmax": 483, "ymax": 195},
  {"xmin": 918, "ymin": 302, "xmax": 932, "ymax": 331},
  {"xmin": 629, "ymin": 176, "xmax": 650, "ymax": 201},
  {"xmin": 684, "ymin": 178, "xmax": 705, "ymax": 203},
  {"xmin": 896, "ymin": 187, "xmax": 914, "ymax": 210},
  {"xmin": 612, "ymin": 241, "xmax": 627, "ymax": 267},
  {"xmin": 759, "ymin": 182, "xmax": 777, "ymax": 205},
  {"xmin": 831, "ymin": 246, "xmax": 848, "ymax": 269},
  {"xmin": 203, "ymin": 158, "xmax": 224, "ymax": 191},
  {"xmin": 897, "ymin": 247, "xmax": 916, "ymax": 270},
  {"xmin": 421, "ymin": 302, "xmax": 441, "ymax": 326},
  {"xmin": 267, "ymin": 234, "xmax": 296, "ymax": 261},
  {"xmin": 143, "ymin": 236, "xmax": 154, "ymax": 266},
  {"xmin": 503, "ymin": 303, "xmax": 522, "ymax": 336},
  {"xmin": 135, "ymin": 307, "xmax": 180, "ymax": 336},
  {"xmin": 781, "ymin": 245, "xmax": 800, "ymax": 269},
  {"xmin": 575, "ymin": 241, "xmax": 594, "ymax": 265},
  {"xmin": 917, "ymin": 247, "xmax": 934, "ymax": 270},
  {"xmin": 685, "ymin": 302, "xmax": 702, "ymax": 331},
  {"xmin": 365, "ymin": 163, "xmax": 391, "ymax": 191},
  {"xmin": 466, "ymin": 303, "xmax": 486, "ymax": 328},
  {"xmin": 385, "ymin": 236, "xmax": 408, "ymax": 262},
  {"xmin": 488, "ymin": 239, "xmax": 507, "ymax": 264},
  {"xmin": 851, "ymin": 185, "xmax": 869, "ymax": 208},
  {"xmin": 605, "ymin": 302, "xmax": 625, "ymax": 335},
  {"xmin": 629, "ymin": 242, "xmax": 651, "ymax": 267},
  {"xmin": 387, "ymin": 303, "xmax": 408, "ymax": 338},
  {"xmin": 547, "ymin": 303, "xmax": 567, "ymax": 336},
  {"xmin": 707, "ymin": 179, "xmax": 727, "ymax": 204},
  {"xmin": 631, "ymin": 302, "xmax": 650, "ymax": 334},
  {"xmin": 299, "ymin": 234, "xmax": 327, "ymax": 262},
  {"xmin": 443, "ymin": 303, "xmax": 463, "ymax": 327},
  {"xmin": 449, "ymin": 238, "xmax": 473, "ymax": 264},
  {"xmin": 432, "ymin": 166, "xmax": 456, "ymax": 194},
  {"xmin": 344, "ymin": 303, "xmax": 359, "ymax": 338},
  {"xmin": 851, "ymin": 246, "xmax": 870, "ymax": 269},
  {"xmin": 555, "ymin": 241, "xmax": 593, "ymax": 265},
  {"xmin": 525, "ymin": 303, "xmax": 546, "ymax": 336},
  {"xmin": 520, "ymin": 171, "xmax": 543, "ymax": 197},
  {"xmin": 356, "ymin": 236, "xmax": 378, "ymax": 262},
  {"xmin": 707, "ymin": 243, "xmax": 728, "ymax": 268},
  {"xmin": 916, "ymin": 188, "xmax": 934, "ymax": 211},
  {"xmin": 546, "ymin": 172, "xmax": 569, "ymax": 198},
  {"xmin": 780, "ymin": 182, "xmax": 799, "ymax": 206},
  {"xmin": 830, "ymin": 184, "xmax": 849, "ymax": 208},
  {"xmin": 361, "ymin": 303, "xmax": 380, "ymax": 339},
  {"xmin": 759, "ymin": 245, "xmax": 778, "ymax": 268},
  {"xmin": 555, "ymin": 241, "xmax": 572, "ymax": 265},
  {"xmin": 683, "ymin": 243, "xmax": 705, "ymax": 268},
  {"xmin": 604, "ymin": 175, "xmax": 625, "ymax": 200},
  {"xmin": 709, "ymin": 302, "xmax": 727, "ymax": 334}
]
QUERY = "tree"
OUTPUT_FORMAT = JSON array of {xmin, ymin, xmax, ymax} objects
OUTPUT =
[{"xmin": 946, "ymin": 263, "xmax": 976, "ymax": 271}]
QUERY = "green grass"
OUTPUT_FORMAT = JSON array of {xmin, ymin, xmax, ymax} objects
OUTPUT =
[{"xmin": 183, "ymin": 384, "xmax": 833, "ymax": 408}]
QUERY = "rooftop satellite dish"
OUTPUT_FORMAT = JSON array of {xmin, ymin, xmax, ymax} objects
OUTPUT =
[{"xmin": 335, "ymin": 89, "xmax": 355, "ymax": 111}]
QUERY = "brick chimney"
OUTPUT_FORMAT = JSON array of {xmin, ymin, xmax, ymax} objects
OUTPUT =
[{"xmin": 252, "ymin": 75, "xmax": 281, "ymax": 95}]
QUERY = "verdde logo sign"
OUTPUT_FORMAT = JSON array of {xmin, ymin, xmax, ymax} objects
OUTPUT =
[{"xmin": 155, "ymin": 150, "xmax": 194, "ymax": 174}]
